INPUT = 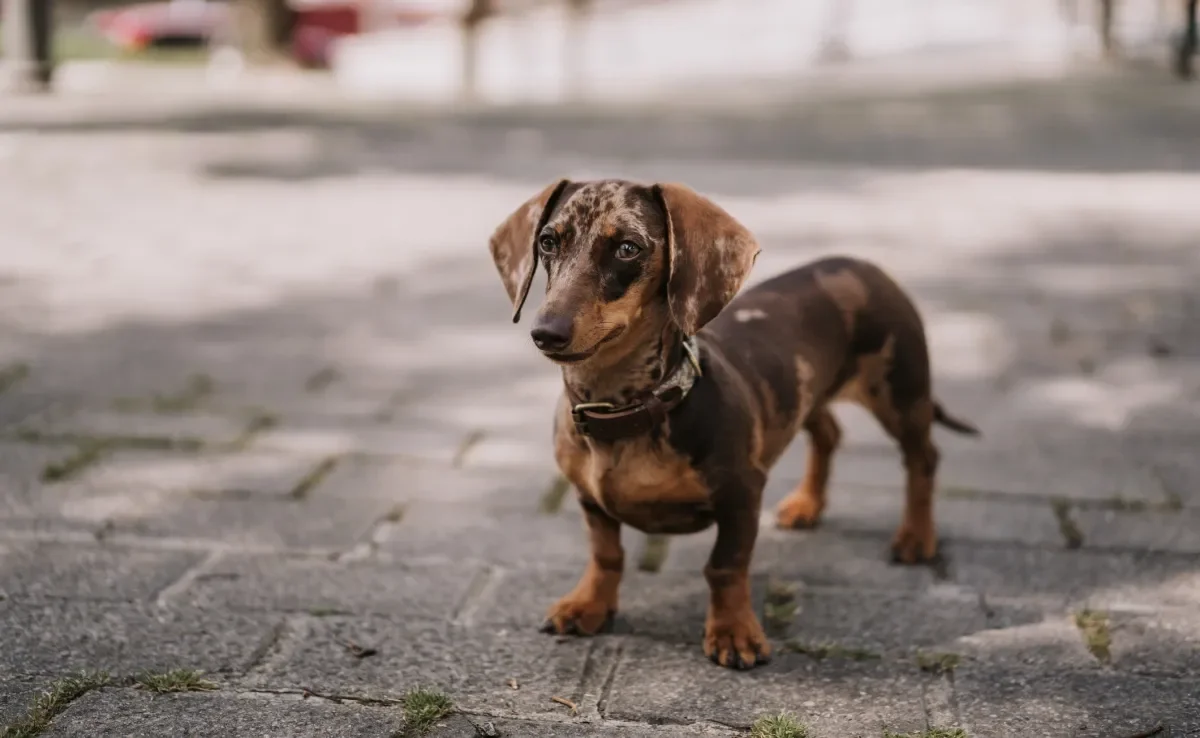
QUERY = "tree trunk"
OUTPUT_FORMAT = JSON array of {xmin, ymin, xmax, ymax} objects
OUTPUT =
[
  {"xmin": 1177, "ymin": 0, "xmax": 1197, "ymax": 78},
  {"xmin": 1, "ymin": 0, "xmax": 53, "ymax": 93},
  {"xmin": 460, "ymin": 0, "xmax": 493, "ymax": 101},
  {"xmin": 233, "ymin": 0, "xmax": 296, "ymax": 64},
  {"xmin": 1099, "ymin": 0, "xmax": 1118, "ymax": 58}
]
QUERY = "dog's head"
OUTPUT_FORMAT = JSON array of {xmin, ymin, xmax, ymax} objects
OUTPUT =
[{"xmin": 488, "ymin": 179, "xmax": 760, "ymax": 364}]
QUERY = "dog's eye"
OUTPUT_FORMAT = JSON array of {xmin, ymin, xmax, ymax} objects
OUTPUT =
[
  {"xmin": 615, "ymin": 242, "xmax": 642, "ymax": 260},
  {"xmin": 538, "ymin": 235, "xmax": 558, "ymax": 255}
]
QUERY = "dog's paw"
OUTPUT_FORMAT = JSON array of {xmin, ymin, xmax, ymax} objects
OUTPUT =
[
  {"xmin": 704, "ymin": 609, "xmax": 771, "ymax": 670},
  {"xmin": 775, "ymin": 493, "xmax": 823, "ymax": 529},
  {"xmin": 890, "ymin": 524, "xmax": 938, "ymax": 564},
  {"xmin": 539, "ymin": 597, "xmax": 615, "ymax": 637}
]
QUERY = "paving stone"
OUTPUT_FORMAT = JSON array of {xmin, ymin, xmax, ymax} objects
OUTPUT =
[
  {"xmin": 259, "ymin": 617, "xmax": 607, "ymax": 720},
  {"xmin": 770, "ymin": 587, "xmax": 1081, "ymax": 667},
  {"xmin": 183, "ymin": 553, "xmax": 480, "ymax": 619},
  {"xmin": 0, "ymin": 542, "xmax": 200, "ymax": 602},
  {"xmin": 821, "ymin": 446, "xmax": 1171, "ymax": 504},
  {"xmin": 0, "ymin": 442, "xmax": 91, "ymax": 521},
  {"xmin": 41, "ymin": 688, "xmax": 406, "ymax": 738},
  {"xmin": 252, "ymin": 417, "xmax": 471, "ymax": 464},
  {"xmin": 1074, "ymin": 507, "xmax": 1200, "ymax": 554},
  {"xmin": 18, "ymin": 410, "xmax": 249, "ymax": 448},
  {"xmin": 0, "ymin": 674, "xmax": 45, "ymax": 730},
  {"xmin": 952, "ymin": 600, "xmax": 1100, "ymax": 673},
  {"xmin": 74, "ymin": 448, "xmax": 334, "ymax": 499},
  {"xmin": 0, "ymin": 599, "xmax": 279, "ymax": 677},
  {"xmin": 432, "ymin": 715, "xmax": 730, "ymax": 736},
  {"xmin": 100, "ymin": 493, "xmax": 397, "ymax": 550},
  {"xmin": 760, "ymin": 481, "xmax": 1065, "ymax": 548},
  {"xmin": 373, "ymin": 469, "xmax": 593, "ymax": 566},
  {"xmin": 666, "ymin": 526, "xmax": 936, "ymax": 593},
  {"xmin": 956, "ymin": 667, "xmax": 1200, "ymax": 737},
  {"xmin": 951, "ymin": 545, "xmax": 1200, "ymax": 609},
  {"xmin": 1108, "ymin": 607, "xmax": 1200, "ymax": 678},
  {"xmin": 308, "ymin": 456, "xmax": 554, "ymax": 506},
  {"xmin": 605, "ymin": 639, "xmax": 927, "ymax": 735}
]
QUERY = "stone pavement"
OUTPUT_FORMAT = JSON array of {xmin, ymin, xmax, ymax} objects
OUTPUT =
[{"xmin": 1, "ymin": 70, "xmax": 1200, "ymax": 737}]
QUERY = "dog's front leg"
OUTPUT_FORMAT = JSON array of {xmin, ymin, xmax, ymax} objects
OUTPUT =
[
  {"xmin": 540, "ymin": 498, "xmax": 622, "ymax": 636},
  {"xmin": 704, "ymin": 491, "xmax": 770, "ymax": 670}
]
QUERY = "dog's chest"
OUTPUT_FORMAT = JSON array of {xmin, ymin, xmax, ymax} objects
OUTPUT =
[{"xmin": 578, "ymin": 438, "xmax": 715, "ymax": 535}]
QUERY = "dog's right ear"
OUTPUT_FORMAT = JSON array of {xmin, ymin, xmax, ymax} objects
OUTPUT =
[{"xmin": 488, "ymin": 179, "xmax": 571, "ymax": 323}]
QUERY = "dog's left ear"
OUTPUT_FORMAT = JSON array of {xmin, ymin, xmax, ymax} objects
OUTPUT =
[
  {"xmin": 653, "ymin": 183, "xmax": 761, "ymax": 336},
  {"xmin": 488, "ymin": 179, "xmax": 571, "ymax": 323}
]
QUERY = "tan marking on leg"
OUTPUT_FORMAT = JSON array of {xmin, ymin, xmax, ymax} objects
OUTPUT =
[
  {"xmin": 891, "ymin": 403, "xmax": 940, "ymax": 564},
  {"xmin": 776, "ymin": 407, "xmax": 841, "ymax": 529},
  {"xmin": 544, "ymin": 505, "xmax": 624, "ymax": 635},
  {"xmin": 703, "ymin": 567, "xmax": 770, "ymax": 669}
]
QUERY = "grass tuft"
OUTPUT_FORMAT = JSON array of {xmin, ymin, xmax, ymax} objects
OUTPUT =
[
  {"xmin": 764, "ymin": 579, "xmax": 798, "ymax": 635},
  {"xmin": 1074, "ymin": 609, "xmax": 1112, "ymax": 664},
  {"xmin": 2, "ymin": 670, "xmax": 110, "ymax": 738},
  {"xmin": 290, "ymin": 456, "xmax": 340, "ymax": 499},
  {"xmin": 400, "ymin": 687, "xmax": 454, "ymax": 736},
  {"xmin": 751, "ymin": 712, "xmax": 810, "ymax": 738},
  {"xmin": 636, "ymin": 534, "xmax": 670, "ymax": 573},
  {"xmin": 0, "ymin": 362, "xmax": 30, "ymax": 394},
  {"xmin": 135, "ymin": 668, "xmax": 219, "ymax": 694},
  {"xmin": 1050, "ymin": 498, "xmax": 1084, "ymax": 549},
  {"xmin": 41, "ymin": 440, "xmax": 109, "ymax": 482},
  {"xmin": 916, "ymin": 651, "xmax": 961, "ymax": 675},
  {"xmin": 781, "ymin": 639, "xmax": 881, "ymax": 662},
  {"xmin": 538, "ymin": 475, "xmax": 571, "ymax": 515}
]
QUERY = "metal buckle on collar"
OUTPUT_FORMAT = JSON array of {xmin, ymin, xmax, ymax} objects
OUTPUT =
[{"xmin": 571, "ymin": 401, "xmax": 616, "ymax": 434}]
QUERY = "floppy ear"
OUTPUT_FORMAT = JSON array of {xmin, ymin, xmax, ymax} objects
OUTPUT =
[
  {"xmin": 653, "ymin": 183, "xmax": 761, "ymax": 336},
  {"xmin": 488, "ymin": 179, "xmax": 571, "ymax": 323}
]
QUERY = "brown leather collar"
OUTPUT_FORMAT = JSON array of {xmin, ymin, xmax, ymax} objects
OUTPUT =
[{"xmin": 569, "ymin": 337, "xmax": 702, "ymax": 443}]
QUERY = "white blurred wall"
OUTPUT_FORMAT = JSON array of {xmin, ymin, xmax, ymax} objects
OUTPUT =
[{"xmin": 330, "ymin": 0, "xmax": 1179, "ymax": 103}]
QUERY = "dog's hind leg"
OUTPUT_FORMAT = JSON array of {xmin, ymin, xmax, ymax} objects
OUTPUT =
[
  {"xmin": 776, "ymin": 406, "xmax": 842, "ymax": 529},
  {"xmin": 888, "ymin": 408, "xmax": 940, "ymax": 564}
]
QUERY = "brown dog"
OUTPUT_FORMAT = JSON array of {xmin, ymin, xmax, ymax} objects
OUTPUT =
[{"xmin": 487, "ymin": 179, "xmax": 979, "ymax": 670}]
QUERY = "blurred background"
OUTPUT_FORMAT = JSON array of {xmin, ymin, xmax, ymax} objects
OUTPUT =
[{"xmin": 1, "ymin": 1, "xmax": 1200, "ymax": 735}]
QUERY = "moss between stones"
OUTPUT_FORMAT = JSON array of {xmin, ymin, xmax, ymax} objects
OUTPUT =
[
  {"xmin": 2, "ymin": 670, "xmax": 110, "ymax": 738},
  {"xmin": 1074, "ymin": 609, "xmax": 1112, "ymax": 664},
  {"xmin": 134, "ymin": 668, "xmax": 218, "ymax": 694},
  {"xmin": 751, "ymin": 711, "xmax": 809, "ymax": 738},
  {"xmin": 399, "ymin": 687, "xmax": 454, "ymax": 736}
]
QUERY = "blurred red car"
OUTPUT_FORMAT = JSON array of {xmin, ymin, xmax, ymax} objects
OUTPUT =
[{"xmin": 88, "ymin": 0, "xmax": 460, "ymax": 67}]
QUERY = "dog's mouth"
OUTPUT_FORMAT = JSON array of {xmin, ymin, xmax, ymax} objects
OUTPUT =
[{"xmin": 543, "ymin": 326, "xmax": 625, "ymax": 363}]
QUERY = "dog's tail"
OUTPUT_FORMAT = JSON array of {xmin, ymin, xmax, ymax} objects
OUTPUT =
[{"xmin": 933, "ymin": 401, "xmax": 980, "ymax": 436}]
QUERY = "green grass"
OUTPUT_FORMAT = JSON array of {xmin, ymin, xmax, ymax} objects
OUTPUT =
[
  {"xmin": 781, "ymin": 639, "xmax": 881, "ymax": 662},
  {"xmin": 764, "ymin": 579, "xmax": 798, "ymax": 635},
  {"xmin": 41, "ymin": 440, "xmax": 109, "ymax": 482},
  {"xmin": 134, "ymin": 668, "xmax": 219, "ymax": 694},
  {"xmin": 2, "ymin": 670, "xmax": 110, "ymax": 738},
  {"xmin": 0, "ymin": 362, "xmax": 30, "ymax": 394},
  {"xmin": 538, "ymin": 475, "xmax": 571, "ymax": 515},
  {"xmin": 290, "ymin": 456, "xmax": 340, "ymax": 500},
  {"xmin": 915, "ymin": 651, "xmax": 961, "ymax": 675},
  {"xmin": 400, "ymin": 688, "xmax": 454, "ymax": 736},
  {"xmin": 636, "ymin": 534, "xmax": 670, "ymax": 573},
  {"xmin": 751, "ymin": 712, "xmax": 809, "ymax": 738},
  {"xmin": 1074, "ymin": 609, "xmax": 1112, "ymax": 664}
]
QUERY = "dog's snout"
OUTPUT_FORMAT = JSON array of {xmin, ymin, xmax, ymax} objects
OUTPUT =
[{"xmin": 531, "ymin": 315, "xmax": 573, "ymax": 352}]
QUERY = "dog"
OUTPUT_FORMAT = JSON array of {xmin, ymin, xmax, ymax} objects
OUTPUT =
[{"xmin": 487, "ymin": 179, "xmax": 979, "ymax": 670}]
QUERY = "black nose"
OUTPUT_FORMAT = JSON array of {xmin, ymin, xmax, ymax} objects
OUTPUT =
[{"xmin": 531, "ymin": 315, "xmax": 573, "ymax": 352}]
